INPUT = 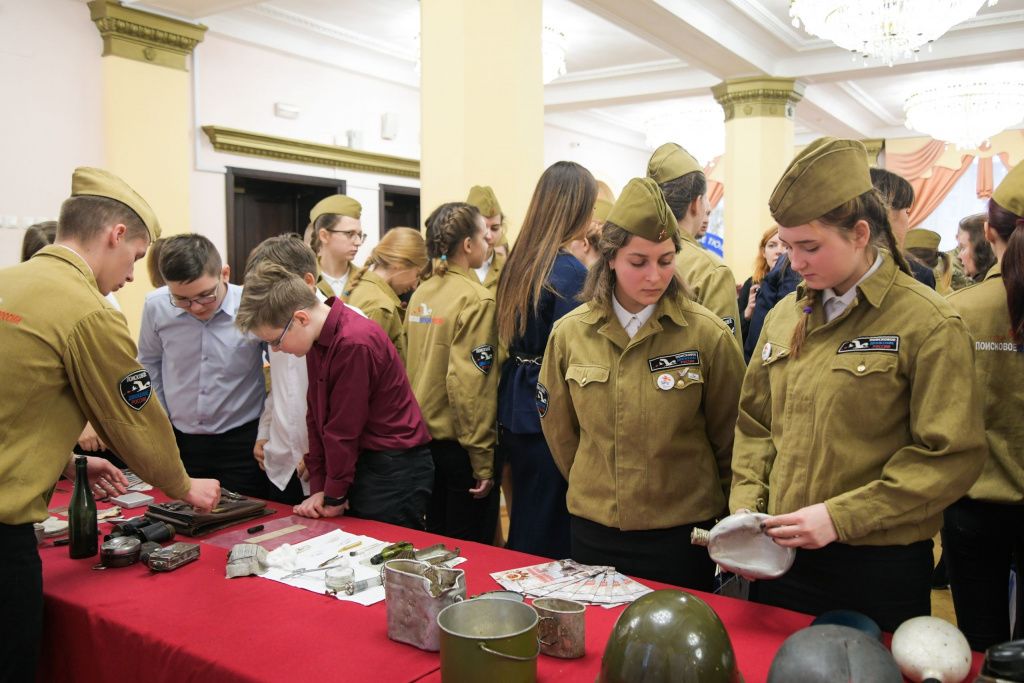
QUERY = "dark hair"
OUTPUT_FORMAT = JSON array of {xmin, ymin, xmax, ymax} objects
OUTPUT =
[
  {"xmin": 580, "ymin": 223, "xmax": 687, "ymax": 309},
  {"xmin": 159, "ymin": 233, "xmax": 223, "ymax": 283},
  {"xmin": 57, "ymin": 195, "xmax": 148, "ymax": 244},
  {"xmin": 497, "ymin": 161, "xmax": 597, "ymax": 344},
  {"xmin": 307, "ymin": 214, "xmax": 342, "ymax": 255},
  {"xmin": 987, "ymin": 199, "xmax": 1024, "ymax": 344},
  {"xmin": 245, "ymin": 233, "xmax": 318, "ymax": 279},
  {"xmin": 790, "ymin": 189, "xmax": 913, "ymax": 358},
  {"xmin": 958, "ymin": 213, "xmax": 996, "ymax": 281},
  {"xmin": 146, "ymin": 238, "xmax": 166, "ymax": 288},
  {"xmin": 21, "ymin": 221, "xmax": 57, "ymax": 262},
  {"xmin": 421, "ymin": 202, "xmax": 482, "ymax": 280},
  {"xmin": 658, "ymin": 171, "xmax": 707, "ymax": 221},
  {"xmin": 870, "ymin": 168, "xmax": 915, "ymax": 211}
]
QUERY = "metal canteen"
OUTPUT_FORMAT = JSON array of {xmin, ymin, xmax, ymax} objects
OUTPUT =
[
  {"xmin": 890, "ymin": 616, "xmax": 972, "ymax": 683},
  {"xmin": 383, "ymin": 559, "xmax": 466, "ymax": 652}
]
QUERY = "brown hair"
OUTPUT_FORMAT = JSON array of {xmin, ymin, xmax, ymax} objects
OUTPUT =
[
  {"xmin": 907, "ymin": 247, "xmax": 954, "ymax": 293},
  {"xmin": 658, "ymin": 171, "xmax": 706, "ymax": 221},
  {"xmin": 752, "ymin": 226, "xmax": 781, "ymax": 284},
  {"xmin": 421, "ymin": 203, "xmax": 481, "ymax": 280},
  {"xmin": 959, "ymin": 212, "xmax": 997, "ymax": 281},
  {"xmin": 307, "ymin": 214, "xmax": 342, "ymax": 255},
  {"xmin": 146, "ymin": 237, "xmax": 166, "ymax": 288},
  {"xmin": 245, "ymin": 233, "xmax": 318, "ymax": 279},
  {"xmin": 57, "ymin": 195, "xmax": 149, "ymax": 245},
  {"xmin": 159, "ymin": 234, "xmax": 223, "ymax": 283},
  {"xmin": 236, "ymin": 261, "xmax": 318, "ymax": 333},
  {"xmin": 581, "ymin": 223, "xmax": 687, "ymax": 310},
  {"xmin": 21, "ymin": 221, "xmax": 57, "ymax": 262},
  {"xmin": 789, "ymin": 189, "xmax": 913, "ymax": 358},
  {"xmin": 596, "ymin": 180, "xmax": 616, "ymax": 203},
  {"xmin": 496, "ymin": 161, "xmax": 597, "ymax": 344},
  {"xmin": 987, "ymin": 199, "xmax": 1024, "ymax": 344}
]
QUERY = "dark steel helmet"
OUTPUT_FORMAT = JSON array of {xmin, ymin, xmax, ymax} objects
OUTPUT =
[
  {"xmin": 598, "ymin": 589, "xmax": 742, "ymax": 683},
  {"xmin": 767, "ymin": 624, "xmax": 902, "ymax": 683}
]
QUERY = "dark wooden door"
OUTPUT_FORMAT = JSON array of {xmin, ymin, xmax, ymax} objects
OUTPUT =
[
  {"xmin": 226, "ymin": 168, "xmax": 345, "ymax": 283},
  {"xmin": 379, "ymin": 184, "xmax": 421, "ymax": 238}
]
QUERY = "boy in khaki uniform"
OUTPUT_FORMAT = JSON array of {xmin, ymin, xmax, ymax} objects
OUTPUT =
[
  {"xmin": 539, "ymin": 177, "xmax": 745, "ymax": 589},
  {"xmin": 729, "ymin": 138, "xmax": 985, "ymax": 631},
  {"xmin": 0, "ymin": 168, "xmax": 220, "ymax": 681},
  {"xmin": 405, "ymin": 202, "xmax": 500, "ymax": 543},
  {"xmin": 943, "ymin": 162, "xmax": 1024, "ymax": 651},
  {"xmin": 648, "ymin": 143, "xmax": 743, "ymax": 346},
  {"xmin": 466, "ymin": 185, "xmax": 506, "ymax": 292}
]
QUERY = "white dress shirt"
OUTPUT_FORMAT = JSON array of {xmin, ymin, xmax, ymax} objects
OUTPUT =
[
  {"xmin": 319, "ymin": 270, "xmax": 350, "ymax": 298},
  {"xmin": 475, "ymin": 253, "xmax": 494, "ymax": 284},
  {"xmin": 822, "ymin": 254, "xmax": 883, "ymax": 323},
  {"xmin": 612, "ymin": 295, "xmax": 656, "ymax": 339}
]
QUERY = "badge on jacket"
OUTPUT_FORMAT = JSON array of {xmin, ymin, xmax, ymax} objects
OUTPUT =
[
  {"xmin": 119, "ymin": 369, "xmax": 152, "ymax": 411},
  {"xmin": 722, "ymin": 316, "xmax": 736, "ymax": 333},
  {"xmin": 837, "ymin": 335, "xmax": 899, "ymax": 353},
  {"xmin": 536, "ymin": 383, "xmax": 549, "ymax": 417},
  {"xmin": 648, "ymin": 351, "xmax": 700, "ymax": 373},
  {"xmin": 471, "ymin": 344, "xmax": 494, "ymax": 374}
]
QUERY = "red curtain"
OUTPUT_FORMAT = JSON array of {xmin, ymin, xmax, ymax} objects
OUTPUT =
[{"xmin": 704, "ymin": 157, "xmax": 724, "ymax": 209}]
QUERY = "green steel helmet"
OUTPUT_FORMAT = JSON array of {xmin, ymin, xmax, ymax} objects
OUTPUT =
[
  {"xmin": 767, "ymin": 625, "xmax": 902, "ymax": 683},
  {"xmin": 598, "ymin": 589, "xmax": 742, "ymax": 683}
]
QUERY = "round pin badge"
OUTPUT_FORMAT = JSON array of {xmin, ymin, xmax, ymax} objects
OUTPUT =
[
  {"xmin": 762, "ymin": 342, "xmax": 772, "ymax": 362},
  {"xmin": 657, "ymin": 373, "xmax": 674, "ymax": 390}
]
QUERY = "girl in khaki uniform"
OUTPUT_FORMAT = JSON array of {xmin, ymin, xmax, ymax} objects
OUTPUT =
[
  {"xmin": 405, "ymin": 202, "xmax": 500, "ymax": 543},
  {"xmin": 308, "ymin": 195, "xmax": 365, "ymax": 300},
  {"xmin": 730, "ymin": 138, "xmax": 986, "ymax": 632},
  {"xmin": 466, "ymin": 185, "xmax": 505, "ymax": 292},
  {"xmin": 346, "ymin": 227, "xmax": 427, "ymax": 364},
  {"xmin": 539, "ymin": 177, "xmax": 745, "ymax": 590},
  {"xmin": 944, "ymin": 162, "xmax": 1024, "ymax": 651}
]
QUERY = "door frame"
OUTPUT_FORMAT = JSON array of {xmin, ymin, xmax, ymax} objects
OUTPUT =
[{"xmin": 377, "ymin": 183, "xmax": 421, "ymax": 238}]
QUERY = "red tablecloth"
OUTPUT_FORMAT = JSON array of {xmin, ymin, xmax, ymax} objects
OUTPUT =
[{"xmin": 39, "ymin": 492, "xmax": 983, "ymax": 682}]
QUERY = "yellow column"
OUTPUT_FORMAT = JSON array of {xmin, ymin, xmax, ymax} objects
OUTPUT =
[
  {"xmin": 88, "ymin": 1, "xmax": 206, "ymax": 335},
  {"xmin": 712, "ymin": 77, "xmax": 804, "ymax": 277},
  {"xmin": 420, "ymin": 0, "xmax": 544, "ymax": 240}
]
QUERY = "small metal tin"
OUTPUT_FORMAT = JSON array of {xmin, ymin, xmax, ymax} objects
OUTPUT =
[{"xmin": 100, "ymin": 536, "xmax": 141, "ymax": 568}]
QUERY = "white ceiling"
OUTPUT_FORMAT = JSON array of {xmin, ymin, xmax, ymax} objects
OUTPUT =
[{"xmin": 131, "ymin": 0, "xmax": 1024, "ymax": 150}]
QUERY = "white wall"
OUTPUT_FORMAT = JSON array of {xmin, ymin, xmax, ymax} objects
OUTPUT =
[
  {"xmin": 543, "ymin": 124, "xmax": 651, "ymax": 200},
  {"xmin": 0, "ymin": 0, "xmax": 104, "ymax": 266}
]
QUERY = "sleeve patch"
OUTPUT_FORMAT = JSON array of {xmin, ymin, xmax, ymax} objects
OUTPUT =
[
  {"xmin": 536, "ymin": 383, "xmax": 549, "ymax": 418},
  {"xmin": 722, "ymin": 316, "xmax": 736, "ymax": 333},
  {"xmin": 471, "ymin": 344, "xmax": 494, "ymax": 374},
  {"xmin": 119, "ymin": 369, "xmax": 152, "ymax": 411}
]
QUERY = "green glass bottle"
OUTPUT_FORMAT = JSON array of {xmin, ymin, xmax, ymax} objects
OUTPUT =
[{"xmin": 68, "ymin": 455, "xmax": 98, "ymax": 559}]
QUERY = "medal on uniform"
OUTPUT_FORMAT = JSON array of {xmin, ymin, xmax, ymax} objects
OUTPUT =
[
  {"xmin": 657, "ymin": 373, "xmax": 674, "ymax": 391},
  {"xmin": 762, "ymin": 342, "xmax": 772, "ymax": 362}
]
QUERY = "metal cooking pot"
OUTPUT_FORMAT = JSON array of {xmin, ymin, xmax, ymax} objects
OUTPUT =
[
  {"xmin": 437, "ymin": 597, "xmax": 539, "ymax": 682},
  {"xmin": 384, "ymin": 559, "xmax": 466, "ymax": 652}
]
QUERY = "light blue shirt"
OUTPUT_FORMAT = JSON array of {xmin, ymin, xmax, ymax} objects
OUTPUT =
[{"xmin": 138, "ymin": 283, "xmax": 265, "ymax": 435}]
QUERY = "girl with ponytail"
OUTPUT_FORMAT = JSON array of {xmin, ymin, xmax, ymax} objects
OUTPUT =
[
  {"xmin": 943, "ymin": 162, "xmax": 1024, "ymax": 652},
  {"xmin": 729, "ymin": 138, "xmax": 986, "ymax": 632},
  {"xmin": 405, "ymin": 202, "xmax": 501, "ymax": 543}
]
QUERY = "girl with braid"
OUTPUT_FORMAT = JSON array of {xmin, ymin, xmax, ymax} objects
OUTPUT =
[
  {"xmin": 346, "ymin": 227, "xmax": 427, "ymax": 364},
  {"xmin": 405, "ymin": 202, "xmax": 501, "ymax": 543},
  {"xmin": 729, "ymin": 137, "xmax": 986, "ymax": 632}
]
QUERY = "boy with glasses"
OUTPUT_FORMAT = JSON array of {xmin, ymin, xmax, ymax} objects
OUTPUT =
[{"xmin": 138, "ymin": 234, "xmax": 267, "ymax": 497}]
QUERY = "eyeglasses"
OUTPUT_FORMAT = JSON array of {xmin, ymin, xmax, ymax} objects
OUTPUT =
[
  {"xmin": 325, "ymin": 229, "xmax": 365, "ymax": 243},
  {"xmin": 169, "ymin": 282, "xmax": 220, "ymax": 309},
  {"xmin": 269, "ymin": 316, "xmax": 294, "ymax": 348}
]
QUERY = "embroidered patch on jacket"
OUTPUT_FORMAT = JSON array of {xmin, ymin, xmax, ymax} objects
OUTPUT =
[
  {"xmin": 837, "ymin": 336, "xmax": 900, "ymax": 353},
  {"xmin": 536, "ymin": 383, "xmax": 549, "ymax": 418},
  {"xmin": 471, "ymin": 344, "xmax": 494, "ymax": 374},
  {"xmin": 408, "ymin": 303, "xmax": 445, "ymax": 325},
  {"xmin": 722, "ymin": 316, "xmax": 736, "ymax": 333},
  {"xmin": 119, "ymin": 370, "xmax": 152, "ymax": 411},
  {"xmin": 648, "ymin": 351, "xmax": 700, "ymax": 373}
]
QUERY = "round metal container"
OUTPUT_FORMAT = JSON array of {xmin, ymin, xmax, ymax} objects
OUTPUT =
[
  {"xmin": 100, "ymin": 536, "xmax": 141, "ymax": 568},
  {"xmin": 472, "ymin": 590, "xmax": 525, "ymax": 602},
  {"xmin": 437, "ymin": 598, "xmax": 538, "ymax": 683}
]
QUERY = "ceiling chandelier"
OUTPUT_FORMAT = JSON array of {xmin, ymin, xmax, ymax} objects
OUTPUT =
[
  {"xmin": 789, "ymin": 0, "xmax": 998, "ymax": 67},
  {"xmin": 904, "ymin": 80, "xmax": 1024, "ymax": 149},
  {"xmin": 542, "ymin": 26, "xmax": 568, "ymax": 84},
  {"xmin": 644, "ymin": 108, "xmax": 724, "ymax": 167}
]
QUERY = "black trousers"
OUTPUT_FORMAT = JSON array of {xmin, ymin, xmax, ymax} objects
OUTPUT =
[
  {"xmin": 174, "ymin": 419, "xmax": 266, "ymax": 499},
  {"xmin": 943, "ymin": 497, "xmax": 1024, "ymax": 652},
  {"xmin": 751, "ymin": 539, "xmax": 933, "ymax": 633},
  {"xmin": 426, "ymin": 440, "xmax": 501, "ymax": 544},
  {"xmin": 0, "ymin": 523, "xmax": 42, "ymax": 683},
  {"xmin": 265, "ymin": 471, "xmax": 306, "ymax": 506},
  {"xmin": 347, "ymin": 446, "xmax": 434, "ymax": 531},
  {"xmin": 570, "ymin": 515, "xmax": 717, "ymax": 592},
  {"xmin": 503, "ymin": 429, "xmax": 570, "ymax": 559}
]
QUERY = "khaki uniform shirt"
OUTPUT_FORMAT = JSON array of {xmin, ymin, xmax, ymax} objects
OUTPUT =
[
  {"xmin": 539, "ymin": 294, "xmax": 745, "ymax": 531},
  {"xmin": 480, "ymin": 250, "xmax": 505, "ymax": 292},
  {"xmin": 947, "ymin": 263, "xmax": 1024, "ymax": 504},
  {"xmin": 405, "ymin": 264, "xmax": 498, "ymax": 480},
  {"xmin": 675, "ymin": 231, "xmax": 742, "ymax": 346},
  {"xmin": 0, "ymin": 246, "xmax": 191, "ymax": 525},
  {"xmin": 316, "ymin": 263, "xmax": 365, "ymax": 301},
  {"xmin": 730, "ymin": 253, "xmax": 985, "ymax": 546},
  {"xmin": 346, "ymin": 269, "xmax": 407, "ymax": 364}
]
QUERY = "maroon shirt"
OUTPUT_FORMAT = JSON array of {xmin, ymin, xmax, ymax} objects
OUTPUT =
[{"xmin": 305, "ymin": 299, "xmax": 430, "ymax": 499}]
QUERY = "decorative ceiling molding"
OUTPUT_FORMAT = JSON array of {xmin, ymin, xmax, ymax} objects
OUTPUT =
[
  {"xmin": 88, "ymin": 0, "xmax": 207, "ymax": 71},
  {"xmin": 725, "ymin": 0, "xmax": 825, "ymax": 50},
  {"xmin": 202, "ymin": 126, "xmax": 420, "ymax": 177},
  {"xmin": 835, "ymin": 81, "xmax": 903, "ymax": 127},
  {"xmin": 554, "ymin": 59, "xmax": 685, "ymax": 84}
]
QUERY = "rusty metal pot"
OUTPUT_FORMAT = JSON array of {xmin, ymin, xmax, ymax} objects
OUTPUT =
[{"xmin": 383, "ymin": 559, "xmax": 466, "ymax": 651}]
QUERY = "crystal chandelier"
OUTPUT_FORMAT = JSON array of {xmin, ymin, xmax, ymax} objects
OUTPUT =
[
  {"xmin": 644, "ymin": 108, "xmax": 724, "ymax": 167},
  {"xmin": 904, "ymin": 81, "xmax": 1024, "ymax": 149},
  {"xmin": 790, "ymin": 0, "xmax": 998, "ymax": 67},
  {"xmin": 542, "ymin": 26, "xmax": 568, "ymax": 84}
]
